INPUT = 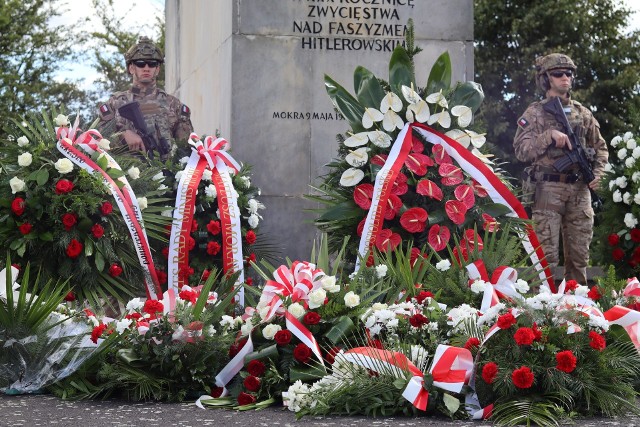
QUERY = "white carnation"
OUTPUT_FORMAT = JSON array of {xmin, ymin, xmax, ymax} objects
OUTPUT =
[
  {"xmin": 137, "ymin": 197, "xmax": 148, "ymax": 210},
  {"xmin": 17, "ymin": 152, "xmax": 32, "ymax": 167},
  {"xmin": 9, "ymin": 176, "xmax": 26, "ymax": 194},
  {"xmin": 54, "ymin": 158, "xmax": 74, "ymax": 174},
  {"xmin": 239, "ymin": 176, "xmax": 251, "ymax": 188},
  {"xmin": 344, "ymin": 291, "xmax": 360, "ymax": 308},
  {"xmin": 588, "ymin": 315, "xmax": 610, "ymax": 331},
  {"xmin": 201, "ymin": 169, "xmax": 213, "ymax": 181},
  {"xmin": 262, "ymin": 323, "xmax": 282, "ymax": 340},
  {"xmin": 247, "ymin": 198, "xmax": 265, "ymax": 214},
  {"xmin": 625, "ymin": 213, "xmax": 638, "ymax": 228},
  {"xmin": 205, "ymin": 184, "xmax": 217, "ymax": 199},
  {"xmin": 435, "ymin": 259, "xmax": 451, "ymax": 271},
  {"xmin": 126, "ymin": 298, "xmax": 144, "ymax": 312},
  {"xmin": 17, "ymin": 136, "xmax": 29, "ymax": 147},
  {"xmin": 308, "ymin": 288, "xmax": 327, "ymax": 309},
  {"xmin": 127, "ymin": 166, "xmax": 141, "ymax": 180},
  {"xmin": 248, "ymin": 214, "xmax": 259, "ymax": 229},
  {"xmin": 97, "ymin": 138, "xmax": 111, "ymax": 150},
  {"xmin": 375, "ymin": 264, "xmax": 388, "ymax": 278},
  {"xmin": 115, "ymin": 318, "xmax": 133, "ymax": 334},
  {"xmin": 618, "ymin": 148, "xmax": 628, "ymax": 160},
  {"xmin": 613, "ymin": 190, "xmax": 623, "ymax": 203},
  {"xmin": 470, "ymin": 279, "xmax": 488, "ymax": 294}
]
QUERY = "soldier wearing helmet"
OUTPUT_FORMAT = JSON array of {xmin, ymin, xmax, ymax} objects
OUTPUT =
[
  {"xmin": 97, "ymin": 37, "xmax": 193, "ymax": 160},
  {"xmin": 514, "ymin": 53, "xmax": 608, "ymax": 284}
]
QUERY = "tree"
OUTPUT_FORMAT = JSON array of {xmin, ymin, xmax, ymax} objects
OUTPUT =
[{"xmin": 474, "ymin": 0, "xmax": 640, "ymax": 178}]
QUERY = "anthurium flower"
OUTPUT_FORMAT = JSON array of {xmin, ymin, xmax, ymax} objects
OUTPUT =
[
  {"xmin": 380, "ymin": 91, "xmax": 403, "ymax": 112},
  {"xmin": 439, "ymin": 163, "xmax": 464, "ymax": 186},
  {"xmin": 416, "ymin": 179, "xmax": 444, "ymax": 201},
  {"xmin": 405, "ymin": 152, "xmax": 434, "ymax": 176},
  {"xmin": 344, "ymin": 132, "xmax": 369, "ymax": 147},
  {"xmin": 402, "ymin": 84, "xmax": 430, "ymax": 123},
  {"xmin": 400, "ymin": 207, "xmax": 428, "ymax": 233},
  {"xmin": 367, "ymin": 130, "xmax": 392, "ymax": 148},
  {"xmin": 482, "ymin": 213, "xmax": 499, "ymax": 232},
  {"xmin": 471, "ymin": 148, "xmax": 495, "ymax": 166},
  {"xmin": 384, "ymin": 194, "xmax": 403, "ymax": 220},
  {"xmin": 472, "ymin": 179, "xmax": 489, "ymax": 197},
  {"xmin": 445, "ymin": 199, "xmax": 468, "ymax": 224},
  {"xmin": 432, "ymin": 144, "xmax": 452, "ymax": 164},
  {"xmin": 454, "ymin": 184, "xmax": 475, "ymax": 209},
  {"xmin": 426, "ymin": 91, "xmax": 449, "ymax": 108},
  {"xmin": 467, "ymin": 130, "xmax": 486, "ymax": 148},
  {"xmin": 411, "ymin": 139, "xmax": 425, "ymax": 153},
  {"xmin": 353, "ymin": 183, "xmax": 374, "ymax": 209},
  {"xmin": 375, "ymin": 228, "xmax": 402, "ymax": 252},
  {"xmin": 345, "ymin": 147, "xmax": 369, "ymax": 167},
  {"xmin": 371, "ymin": 154, "xmax": 388, "ymax": 166},
  {"xmin": 382, "ymin": 109, "xmax": 404, "ymax": 132},
  {"xmin": 451, "ymin": 105, "xmax": 473, "ymax": 128},
  {"xmin": 391, "ymin": 172, "xmax": 408, "ymax": 196},
  {"xmin": 362, "ymin": 107, "xmax": 384, "ymax": 129},
  {"xmin": 445, "ymin": 129, "xmax": 472, "ymax": 148},
  {"xmin": 340, "ymin": 168, "xmax": 364, "ymax": 186},
  {"xmin": 427, "ymin": 110, "xmax": 451, "ymax": 128},
  {"xmin": 428, "ymin": 224, "xmax": 450, "ymax": 251}
]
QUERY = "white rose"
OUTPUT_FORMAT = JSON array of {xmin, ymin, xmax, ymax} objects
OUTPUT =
[
  {"xmin": 618, "ymin": 148, "xmax": 628, "ymax": 160},
  {"xmin": 54, "ymin": 158, "xmax": 74, "ymax": 174},
  {"xmin": 615, "ymin": 176, "xmax": 628, "ymax": 188},
  {"xmin": 610, "ymin": 135, "xmax": 622, "ymax": 147},
  {"xmin": 287, "ymin": 302, "xmax": 306, "ymax": 319},
  {"xmin": 344, "ymin": 291, "xmax": 360, "ymax": 308},
  {"xmin": 320, "ymin": 275, "xmax": 340, "ymax": 293},
  {"xmin": 248, "ymin": 214, "xmax": 259, "ymax": 229},
  {"xmin": 54, "ymin": 114, "xmax": 69, "ymax": 126},
  {"xmin": 626, "ymin": 157, "xmax": 636, "ymax": 168},
  {"xmin": 127, "ymin": 167, "xmax": 141, "ymax": 180},
  {"xmin": 202, "ymin": 169, "xmax": 213, "ymax": 181},
  {"xmin": 470, "ymin": 279, "xmax": 488, "ymax": 294},
  {"xmin": 137, "ymin": 197, "xmax": 148, "ymax": 210},
  {"xmin": 152, "ymin": 172, "xmax": 165, "ymax": 181},
  {"xmin": 624, "ymin": 192, "xmax": 632, "ymax": 205},
  {"xmin": 17, "ymin": 136, "xmax": 29, "ymax": 147},
  {"xmin": 17, "ymin": 152, "xmax": 32, "ymax": 167},
  {"xmin": 126, "ymin": 297, "xmax": 144, "ymax": 312},
  {"xmin": 205, "ymin": 184, "xmax": 217, "ymax": 199},
  {"xmin": 115, "ymin": 318, "xmax": 133, "ymax": 334},
  {"xmin": 262, "ymin": 323, "xmax": 282, "ymax": 340},
  {"xmin": 375, "ymin": 264, "xmax": 388, "ymax": 278},
  {"xmin": 308, "ymin": 288, "xmax": 327, "ymax": 309},
  {"xmin": 435, "ymin": 259, "xmax": 451, "ymax": 271},
  {"xmin": 240, "ymin": 319, "xmax": 253, "ymax": 336},
  {"xmin": 9, "ymin": 176, "xmax": 26, "ymax": 194},
  {"xmin": 97, "ymin": 138, "xmax": 111, "ymax": 150},
  {"xmin": 613, "ymin": 190, "xmax": 622, "ymax": 202},
  {"xmin": 624, "ymin": 212, "xmax": 638, "ymax": 228}
]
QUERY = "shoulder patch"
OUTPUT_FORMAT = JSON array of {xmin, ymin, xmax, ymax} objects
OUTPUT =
[
  {"xmin": 99, "ymin": 104, "xmax": 114, "ymax": 120},
  {"xmin": 518, "ymin": 117, "xmax": 530, "ymax": 128},
  {"xmin": 181, "ymin": 104, "xmax": 191, "ymax": 115}
]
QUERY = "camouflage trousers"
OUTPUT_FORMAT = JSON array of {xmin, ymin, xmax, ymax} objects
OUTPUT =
[{"xmin": 532, "ymin": 181, "xmax": 594, "ymax": 284}]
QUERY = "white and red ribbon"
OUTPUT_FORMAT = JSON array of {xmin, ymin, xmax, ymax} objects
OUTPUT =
[
  {"xmin": 623, "ymin": 277, "xmax": 640, "ymax": 297},
  {"xmin": 55, "ymin": 120, "xmax": 161, "ymax": 299},
  {"xmin": 604, "ymin": 305, "xmax": 640, "ymax": 351},
  {"xmin": 465, "ymin": 260, "xmax": 523, "ymax": 313}
]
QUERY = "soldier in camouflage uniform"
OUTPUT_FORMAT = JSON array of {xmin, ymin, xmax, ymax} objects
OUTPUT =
[
  {"xmin": 97, "ymin": 37, "xmax": 193, "ymax": 160},
  {"xmin": 514, "ymin": 53, "xmax": 608, "ymax": 284}
]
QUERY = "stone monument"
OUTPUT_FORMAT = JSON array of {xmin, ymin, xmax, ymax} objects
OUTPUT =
[{"xmin": 165, "ymin": 0, "xmax": 474, "ymax": 261}]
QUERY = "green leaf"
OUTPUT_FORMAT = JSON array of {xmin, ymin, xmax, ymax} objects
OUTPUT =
[
  {"xmin": 392, "ymin": 377, "xmax": 407, "ymax": 390},
  {"xmin": 354, "ymin": 66, "xmax": 386, "ymax": 109},
  {"xmin": 289, "ymin": 364, "xmax": 326, "ymax": 382},
  {"xmin": 323, "ymin": 315, "xmax": 355, "ymax": 344},
  {"xmin": 85, "ymin": 238, "xmax": 94, "ymax": 256},
  {"xmin": 388, "ymin": 45, "xmax": 414, "ymax": 96},
  {"xmin": 39, "ymin": 232, "xmax": 53, "ymax": 241},
  {"xmin": 107, "ymin": 168, "xmax": 125, "ymax": 180},
  {"xmin": 448, "ymin": 81, "xmax": 485, "ymax": 113},
  {"xmin": 36, "ymin": 168, "xmax": 49, "ymax": 186},
  {"xmin": 96, "ymin": 154, "xmax": 109, "ymax": 170},
  {"xmin": 443, "ymin": 393, "xmax": 461, "ymax": 415},
  {"xmin": 318, "ymin": 201, "xmax": 362, "ymax": 222},
  {"xmin": 117, "ymin": 348, "xmax": 142, "ymax": 364},
  {"xmin": 425, "ymin": 51, "xmax": 452, "ymax": 94},
  {"xmin": 95, "ymin": 250, "xmax": 105, "ymax": 272},
  {"xmin": 481, "ymin": 202, "xmax": 513, "ymax": 218},
  {"xmin": 325, "ymin": 74, "xmax": 366, "ymax": 132},
  {"xmin": 16, "ymin": 243, "xmax": 26, "ymax": 257},
  {"xmin": 245, "ymin": 344, "xmax": 279, "ymax": 363},
  {"xmin": 77, "ymin": 217, "xmax": 93, "ymax": 233}
]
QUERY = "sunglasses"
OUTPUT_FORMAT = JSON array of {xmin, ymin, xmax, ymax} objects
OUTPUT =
[
  {"xmin": 548, "ymin": 70, "xmax": 573, "ymax": 78},
  {"xmin": 133, "ymin": 60, "xmax": 160, "ymax": 68}
]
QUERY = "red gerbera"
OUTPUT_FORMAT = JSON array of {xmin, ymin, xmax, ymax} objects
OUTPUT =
[
  {"xmin": 353, "ymin": 183, "xmax": 374, "ymax": 209},
  {"xmin": 445, "ymin": 200, "xmax": 468, "ymax": 224},
  {"xmin": 481, "ymin": 362, "xmax": 498, "ymax": 384},
  {"xmin": 555, "ymin": 350, "xmax": 577, "ymax": 373},
  {"xmin": 375, "ymin": 229, "xmax": 401, "ymax": 252},
  {"xmin": 416, "ymin": 178, "xmax": 443, "ymax": 201},
  {"xmin": 454, "ymin": 184, "xmax": 475, "ymax": 209},
  {"xmin": 427, "ymin": 224, "xmax": 450, "ymax": 251},
  {"xmin": 399, "ymin": 207, "xmax": 428, "ymax": 233},
  {"xmin": 514, "ymin": 327, "xmax": 536, "ymax": 346}
]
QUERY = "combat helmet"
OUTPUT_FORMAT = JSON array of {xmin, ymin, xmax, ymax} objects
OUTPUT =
[
  {"xmin": 535, "ymin": 53, "xmax": 576, "ymax": 92},
  {"xmin": 124, "ymin": 37, "xmax": 164, "ymax": 65}
]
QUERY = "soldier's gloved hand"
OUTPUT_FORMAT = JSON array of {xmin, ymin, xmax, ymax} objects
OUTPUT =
[
  {"xmin": 551, "ymin": 130, "xmax": 572, "ymax": 150},
  {"xmin": 123, "ymin": 130, "xmax": 144, "ymax": 152}
]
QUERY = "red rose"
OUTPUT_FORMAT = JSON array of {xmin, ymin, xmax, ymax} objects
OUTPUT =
[
  {"xmin": 245, "ymin": 230, "xmax": 257, "ymax": 245},
  {"xmin": 243, "ymin": 375, "xmax": 261, "ymax": 392},
  {"xmin": 11, "ymin": 198, "xmax": 25, "ymax": 216},
  {"xmin": 274, "ymin": 329, "xmax": 292, "ymax": 346},
  {"xmin": 511, "ymin": 366, "xmax": 535, "ymax": 389},
  {"xmin": 64, "ymin": 291, "xmax": 76, "ymax": 302},
  {"xmin": 90, "ymin": 323, "xmax": 107, "ymax": 344},
  {"xmin": 66, "ymin": 239, "xmax": 83, "ymax": 259},
  {"xmin": 143, "ymin": 299, "xmax": 164, "ymax": 315},
  {"xmin": 564, "ymin": 280, "xmax": 578, "ymax": 293},
  {"xmin": 207, "ymin": 220, "xmax": 221, "ymax": 235},
  {"xmin": 415, "ymin": 290, "xmax": 434, "ymax": 304},
  {"xmin": 631, "ymin": 229, "xmax": 640, "ymax": 243},
  {"xmin": 513, "ymin": 327, "xmax": 536, "ymax": 346},
  {"xmin": 246, "ymin": 359, "xmax": 266, "ymax": 377},
  {"xmin": 612, "ymin": 248, "xmax": 625, "ymax": 261},
  {"xmin": 61, "ymin": 213, "xmax": 77, "ymax": 231},
  {"xmin": 293, "ymin": 343, "xmax": 312, "ymax": 364},
  {"xmin": 207, "ymin": 241, "xmax": 221, "ymax": 255},
  {"xmin": 587, "ymin": 286, "xmax": 602, "ymax": 301},
  {"xmin": 555, "ymin": 350, "xmax": 577, "ymax": 373},
  {"xmin": 325, "ymin": 346, "xmax": 342, "ymax": 364},
  {"xmin": 496, "ymin": 312, "xmax": 516, "ymax": 329},
  {"xmin": 211, "ymin": 386, "xmax": 224, "ymax": 398},
  {"xmin": 55, "ymin": 179, "xmax": 74, "ymax": 195},
  {"xmin": 100, "ymin": 201, "xmax": 113, "ymax": 215},
  {"xmin": 229, "ymin": 339, "xmax": 248, "ymax": 358},
  {"xmin": 91, "ymin": 224, "xmax": 104, "ymax": 238},
  {"xmin": 481, "ymin": 362, "xmax": 498, "ymax": 384},
  {"xmin": 409, "ymin": 313, "xmax": 429, "ymax": 328},
  {"xmin": 156, "ymin": 270, "xmax": 167, "ymax": 285},
  {"xmin": 464, "ymin": 337, "xmax": 480, "ymax": 350},
  {"xmin": 589, "ymin": 330, "xmax": 606, "ymax": 351},
  {"xmin": 303, "ymin": 312, "xmax": 321, "ymax": 325},
  {"xmin": 109, "ymin": 263, "xmax": 123, "ymax": 277},
  {"xmin": 608, "ymin": 233, "xmax": 620, "ymax": 246},
  {"xmin": 18, "ymin": 222, "xmax": 32, "ymax": 235},
  {"xmin": 237, "ymin": 392, "xmax": 256, "ymax": 406}
]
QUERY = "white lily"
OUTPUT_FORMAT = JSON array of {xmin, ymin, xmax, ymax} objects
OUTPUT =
[
  {"xmin": 382, "ymin": 109, "xmax": 404, "ymax": 131},
  {"xmin": 380, "ymin": 92, "xmax": 403, "ymax": 112},
  {"xmin": 344, "ymin": 132, "xmax": 369, "ymax": 147},
  {"xmin": 367, "ymin": 130, "xmax": 392, "ymax": 148},
  {"xmin": 451, "ymin": 105, "xmax": 473, "ymax": 128},
  {"xmin": 362, "ymin": 107, "xmax": 384, "ymax": 129},
  {"xmin": 345, "ymin": 147, "xmax": 370, "ymax": 167},
  {"xmin": 340, "ymin": 168, "xmax": 365, "ymax": 186}
]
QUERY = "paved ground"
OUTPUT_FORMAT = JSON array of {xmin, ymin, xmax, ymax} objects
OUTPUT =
[{"xmin": 1, "ymin": 394, "xmax": 639, "ymax": 427}]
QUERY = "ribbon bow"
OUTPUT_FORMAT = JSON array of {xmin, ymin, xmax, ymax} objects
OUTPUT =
[
  {"xmin": 344, "ymin": 344, "xmax": 473, "ymax": 411},
  {"xmin": 466, "ymin": 260, "xmax": 522, "ymax": 312},
  {"xmin": 189, "ymin": 133, "xmax": 241, "ymax": 172},
  {"xmin": 623, "ymin": 277, "xmax": 640, "ymax": 298}
]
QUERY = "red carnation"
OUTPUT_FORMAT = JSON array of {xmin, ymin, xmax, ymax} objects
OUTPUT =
[
  {"xmin": 207, "ymin": 241, "xmax": 221, "ymax": 255},
  {"xmin": 532, "ymin": 323, "xmax": 543, "ymax": 342},
  {"xmin": 631, "ymin": 228, "xmax": 640, "ymax": 243},
  {"xmin": 496, "ymin": 312, "xmax": 517, "ymax": 329},
  {"xmin": 587, "ymin": 286, "xmax": 602, "ymax": 301},
  {"xmin": 91, "ymin": 223, "xmax": 105, "ymax": 239},
  {"xmin": 409, "ymin": 313, "xmax": 429, "ymax": 328},
  {"xmin": 274, "ymin": 329, "xmax": 292, "ymax": 346},
  {"xmin": 178, "ymin": 266, "xmax": 194, "ymax": 280},
  {"xmin": 511, "ymin": 366, "xmax": 535, "ymax": 389},
  {"xmin": 64, "ymin": 291, "xmax": 76, "ymax": 302},
  {"xmin": 303, "ymin": 311, "xmax": 321, "ymax": 325},
  {"xmin": 464, "ymin": 337, "xmax": 480, "ymax": 350},
  {"xmin": 555, "ymin": 350, "xmax": 577, "ymax": 373},
  {"xmin": 187, "ymin": 236, "xmax": 196, "ymax": 251},
  {"xmin": 608, "ymin": 233, "xmax": 620, "ymax": 246},
  {"xmin": 481, "ymin": 362, "xmax": 498, "ymax": 384},
  {"xmin": 66, "ymin": 239, "xmax": 83, "ymax": 259},
  {"xmin": 90, "ymin": 323, "xmax": 107, "ymax": 344},
  {"xmin": 156, "ymin": 269, "xmax": 167, "ymax": 285},
  {"xmin": 179, "ymin": 289, "xmax": 198, "ymax": 304},
  {"xmin": 237, "ymin": 392, "xmax": 256, "ymax": 406},
  {"xmin": 55, "ymin": 179, "xmax": 74, "ymax": 195},
  {"xmin": 201, "ymin": 269, "xmax": 211, "ymax": 282},
  {"xmin": 564, "ymin": 280, "xmax": 578, "ymax": 293},
  {"xmin": 245, "ymin": 253, "xmax": 256, "ymax": 264},
  {"xmin": 514, "ymin": 327, "xmax": 536, "ymax": 346},
  {"xmin": 245, "ymin": 277, "xmax": 253, "ymax": 286},
  {"xmin": 293, "ymin": 343, "xmax": 312, "ymax": 364},
  {"xmin": 612, "ymin": 248, "xmax": 625, "ymax": 261},
  {"xmin": 143, "ymin": 299, "xmax": 164, "ymax": 315},
  {"xmin": 415, "ymin": 290, "xmax": 434, "ymax": 304},
  {"xmin": 18, "ymin": 222, "xmax": 32, "ymax": 235},
  {"xmin": 11, "ymin": 198, "xmax": 25, "ymax": 216},
  {"xmin": 100, "ymin": 201, "xmax": 113, "ymax": 215},
  {"xmin": 61, "ymin": 213, "xmax": 77, "ymax": 231},
  {"xmin": 109, "ymin": 263, "xmax": 123, "ymax": 277},
  {"xmin": 589, "ymin": 330, "xmax": 606, "ymax": 351},
  {"xmin": 245, "ymin": 230, "xmax": 257, "ymax": 245},
  {"xmin": 246, "ymin": 359, "xmax": 266, "ymax": 377},
  {"xmin": 243, "ymin": 375, "xmax": 261, "ymax": 392},
  {"xmin": 207, "ymin": 220, "xmax": 221, "ymax": 235}
]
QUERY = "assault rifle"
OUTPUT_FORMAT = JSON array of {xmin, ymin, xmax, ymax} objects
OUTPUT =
[
  {"xmin": 118, "ymin": 101, "xmax": 169, "ymax": 160},
  {"xmin": 543, "ymin": 96, "xmax": 603, "ymax": 210}
]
